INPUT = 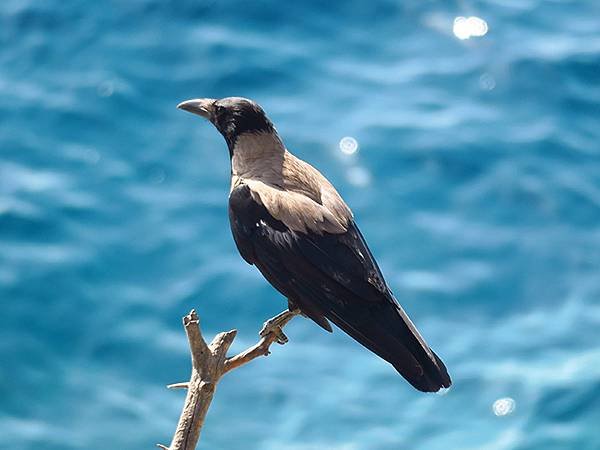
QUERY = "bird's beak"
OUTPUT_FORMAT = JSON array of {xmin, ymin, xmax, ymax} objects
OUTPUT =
[{"xmin": 177, "ymin": 98, "xmax": 216, "ymax": 120}]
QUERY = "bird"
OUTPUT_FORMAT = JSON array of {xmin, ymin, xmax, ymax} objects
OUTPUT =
[{"xmin": 177, "ymin": 96, "xmax": 451, "ymax": 392}]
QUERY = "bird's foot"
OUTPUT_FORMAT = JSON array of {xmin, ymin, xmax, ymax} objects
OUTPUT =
[{"xmin": 259, "ymin": 309, "xmax": 299, "ymax": 345}]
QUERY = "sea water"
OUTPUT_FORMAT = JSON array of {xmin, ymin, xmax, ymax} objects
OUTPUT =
[{"xmin": 2, "ymin": 1, "xmax": 600, "ymax": 449}]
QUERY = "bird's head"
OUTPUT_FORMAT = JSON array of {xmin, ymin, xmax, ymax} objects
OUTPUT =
[{"xmin": 177, "ymin": 97, "xmax": 275, "ymax": 153}]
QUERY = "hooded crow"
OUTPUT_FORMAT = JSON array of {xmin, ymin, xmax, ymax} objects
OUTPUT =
[{"xmin": 177, "ymin": 97, "xmax": 451, "ymax": 392}]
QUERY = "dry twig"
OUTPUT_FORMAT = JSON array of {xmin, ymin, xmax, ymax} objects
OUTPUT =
[{"xmin": 157, "ymin": 308, "xmax": 298, "ymax": 450}]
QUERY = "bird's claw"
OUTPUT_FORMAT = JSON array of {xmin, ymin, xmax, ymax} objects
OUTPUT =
[
  {"xmin": 259, "ymin": 316, "xmax": 290, "ymax": 345},
  {"xmin": 274, "ymin": 329, "xmax": 288, "ymax": 345}
]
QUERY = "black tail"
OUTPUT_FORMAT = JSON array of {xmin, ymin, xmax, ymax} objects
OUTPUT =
[{"xmin": 325, "ymin": 300, "xmax": 451, "ymax": 392}]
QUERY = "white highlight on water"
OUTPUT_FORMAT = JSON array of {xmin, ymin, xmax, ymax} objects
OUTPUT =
[
  {"xmin": 453, "ymin": 16, "xmax": 488, "ymax": 40},
  {"xmin": 339, "ymin": 136, "xmax": 359, "ymax": 155},
  {"xmin": 493, "ymin": 397, "xmax": 516, "ymax": 416}
]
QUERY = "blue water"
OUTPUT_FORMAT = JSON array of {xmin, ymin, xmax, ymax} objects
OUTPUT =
[{"xmin": 2, "ymin": 1, "xmax": 600, "ymax": 448}]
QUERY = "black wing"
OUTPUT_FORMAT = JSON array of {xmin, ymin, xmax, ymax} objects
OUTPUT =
[{"xmin": 229, "ymin": 184, "xmax": 451, "ymax": 392}]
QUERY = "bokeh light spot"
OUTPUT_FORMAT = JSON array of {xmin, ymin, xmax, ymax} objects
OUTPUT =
[
  {"xmin": 479, "ymin": 73, "xmax": 496, "ymax": 90},
  {"xmin": 97, "ymin": 81, "xmax": 114, "ymax": 97},
  {"xmin": 453, "ymin": 16, "xmax": 488, "ymax": 40},
  {"xmin": 492, "ymin": 397, "xmax": 516, "ymax": 416},
  {"xmin": 339, "ymin": 136, "xmax": 359, "ymax": 155}
]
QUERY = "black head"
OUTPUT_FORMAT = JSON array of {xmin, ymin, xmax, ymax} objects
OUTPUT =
[{"xmin": 177, "ymin": 97, "xmax": 275, "ymax": 151}]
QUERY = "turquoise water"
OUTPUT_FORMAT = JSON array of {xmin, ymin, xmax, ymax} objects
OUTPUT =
[{"xmin": 2, "ymin": 1, "xmax": 600, "ymax": 449}]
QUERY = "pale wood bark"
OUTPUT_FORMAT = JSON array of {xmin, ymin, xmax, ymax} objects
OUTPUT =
[{"xmin": 157, "ymin": 308, "xmax": 297, "ymax": 450}]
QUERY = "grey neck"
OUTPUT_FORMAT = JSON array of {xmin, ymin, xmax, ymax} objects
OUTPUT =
[{"xmin": 230, "ymin": 131, "xmax": 286, "ymax": 186}]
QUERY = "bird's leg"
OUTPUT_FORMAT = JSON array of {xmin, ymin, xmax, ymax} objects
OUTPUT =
[{"xmin": 259, "ymin": 308, "xmax": 301, "ymax": 345}]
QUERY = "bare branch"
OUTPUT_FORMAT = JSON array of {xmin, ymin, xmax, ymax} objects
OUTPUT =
[
  {"xmin": 224, "ymin": 308, "xmax": 299, "ymax": 374},
  {"xmin": 167, "ymin": 383, "xmax": 190, "ymax": 390},
  {"xmin": 222, "ymin": 335, "xmax": 276, "ymax": 374},
  {"xmin": 182, "ymin": 310, "xmax": 210, "ymax": 372},
  {"xmin": 159, "ymin": 309, "xmax": 297, "ymax": 450}
]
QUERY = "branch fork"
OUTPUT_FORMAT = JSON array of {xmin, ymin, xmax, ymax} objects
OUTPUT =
[{"xmin": 157, "ymin": 308, "xmax": 298, "ymax": 450}]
